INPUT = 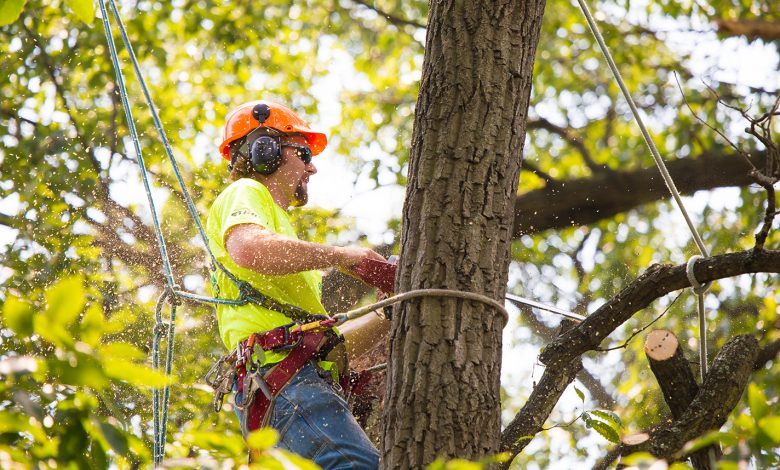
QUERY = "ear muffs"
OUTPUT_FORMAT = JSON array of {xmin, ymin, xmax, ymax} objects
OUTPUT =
[{"xmin": 249, "ymin": 135, "xmax": 282, "ymax": 174}]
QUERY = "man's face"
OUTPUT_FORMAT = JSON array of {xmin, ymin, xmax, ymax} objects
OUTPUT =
[{"xmin": 277, "ymin": 134, "xmax": 317, "ymax": 207}]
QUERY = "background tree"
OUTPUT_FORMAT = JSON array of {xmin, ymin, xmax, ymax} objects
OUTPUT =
[{"xmin": 0, "ymin": 0, "xmax": 778, "ymax": 468}]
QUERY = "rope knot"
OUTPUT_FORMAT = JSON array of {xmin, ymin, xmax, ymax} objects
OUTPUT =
[
  {"xmin": 153, "ymin": 321, "xmax": 171, "ymax": 337},
  {"xmin": 686, "ymin": 255, "xmax": 711, "ymax": 295},
  {"xmin": 166, "ymin": 285, "xmax": 182, "ymax": 306}
]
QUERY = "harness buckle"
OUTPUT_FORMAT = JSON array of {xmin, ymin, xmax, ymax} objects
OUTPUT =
[{"xmin": 271, "ymin": 322, "xmax": 303, "ymax": 352}]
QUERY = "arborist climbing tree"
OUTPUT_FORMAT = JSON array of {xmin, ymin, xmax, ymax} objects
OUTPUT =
[{"xmin": 205, "ymin": 100, "xmax": 388, "ymax": 467}]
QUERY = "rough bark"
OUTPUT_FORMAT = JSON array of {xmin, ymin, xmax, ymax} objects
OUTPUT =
[
  {"xmin": 513, "ymin": 150, "xmax": 765, "ymax": 235},
  {"xmin": 645, "ymin": 330, "xmax": 722, "ymax": 469},
  {"xmin": 382, "ymin": 0, "xmax": 547, "ymax": 467},
  {"xmin": 616, "ymin": 335, "xmax": 758, "ymax": 461}
]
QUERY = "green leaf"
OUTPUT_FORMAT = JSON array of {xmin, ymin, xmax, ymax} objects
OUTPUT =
[
  {"xmin": 182, "ymin": 430, "xmax": 245, "ymax": 455},
  {"xmin": 589, "ymin": 410, "xmax": 623, "ymax": 430},
  {"xmin": 425, "ymin": 459, "xmax": 484, "ymax": 470},
  {"xmin": 748, "ymin": 383, "xmax": 769, "ymax": 421},
  {"xmin": 684, "ymin": 431, "xmax": 738, "ymax": 454},
  {"xmin": 583, "ymin": 413, "xmax": 621, "ymax": 444},
  {"xmin": 103, "ymin": 358, "xmax": 174, "ymax": 387},
  {"xmin": 2, "ymin": 294, "xmax": 33, "ymax": 336},
  {"xmin": 65, "ymin": 0, "xmax": 93, "ymax": 24},
  {"xmin": 669, "ymin": 463, "xmax": 694, "ymax": 470},
  {"xmin": 0, "ymin": 412, "xmax": 47, "ymax": 441},
  {"xmin": 34, "ymin": 315, "xmax": 74, "ymax": 349},
  {"xmin": 96, "ymin": 420, "xmax": 129, "ymax": 455},
  {"xmin": 80, "ymin": 303, "xmax": 105, "ymax": 347},
  {"xmin": 574, "ymin": 385, "xmax": 585, "ymax": 402},
  {"xmin": 758, "ymin": 416, "xmax": 780, "ymax": 444},
  {"xmin": 44, "ymin": 275, "xmax": 85, "ymax": 329},
  {"xmin": 247, "ymin": 427, "xmax": 279, "ymax": 451},
  {"xmin": 621, "ymin": 452, "xmax": 657, "ymax": 465},
  {"xmin": 98, "ymin": 342, "xmax": 146, "ymax": 361},
  {"xmin": 269, "ymin": 449, "xmax": 321, "ymax": 470},
  {"xmin": 0, "ymin": 0, "xmax": 25, "ymax": 26},
  {"xmin": 49, "ymin": 354, "xmax": 108, "ymax": 389}
]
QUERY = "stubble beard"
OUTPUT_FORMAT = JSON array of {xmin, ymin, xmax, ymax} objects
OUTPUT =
[{"xmin": 292, "ymin": 178, "xmax": 309, "ymax": 207}]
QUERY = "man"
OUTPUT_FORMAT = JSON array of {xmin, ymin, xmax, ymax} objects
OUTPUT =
[{"xmin": 206, "ymin": 100, "xmax": 387, "ymax": 468}]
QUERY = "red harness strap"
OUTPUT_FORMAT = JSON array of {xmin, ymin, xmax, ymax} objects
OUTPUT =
[{"xmin": 238, "ymin": 330, "xmax": 336, "ymax": 433}]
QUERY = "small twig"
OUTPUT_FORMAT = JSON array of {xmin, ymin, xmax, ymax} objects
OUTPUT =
[
  {"xmin": 595, "ymin": 291, "xmax": 683, "ymax": 352},
  {"xmin": 674, "ymin": 73, "xmax": 756, "ymax": 172},
  {"xmin": 527, "ymin": 118, "xmax": 605, "ymax": 173},
  {"xmin": 751, "ymin": 170, "xmax": 777, "ymax": 251},
  {"xmin": 351, "ymin": 0, "xmax": 426, "ymax": 30},
  {"xmin": 521, "ymin": 160, "xmax": 557, "ymax": 185}
]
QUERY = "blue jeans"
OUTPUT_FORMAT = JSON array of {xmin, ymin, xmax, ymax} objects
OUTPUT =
[{"xmin": 235, "ymin": 362, "xmax": 379, "ymax": 469}]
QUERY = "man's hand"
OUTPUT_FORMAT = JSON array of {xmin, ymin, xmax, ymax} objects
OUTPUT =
[{"xmin": 335, "ymin": 246, "xmax": 385, "ymax": 269}]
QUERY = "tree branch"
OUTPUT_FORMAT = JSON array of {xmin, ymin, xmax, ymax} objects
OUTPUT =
[
  {"xmin": 497, "ymin": 250, "xmax": 780, "ymax": 466},
  {"xmin": 715, "ymin": 18, "xmax": 780, "ymax": 42},
  {"xmin": 754, "ymin": 338, "xmax": 780, "ymax": 371},
  {"xmin": 499, "ymin": 320, "xmax": 582, "ymax": 466},
  {"xmin": 0, "ymin": 211, "xmax": 14, "ymax": 228},
  {"xmin": 539, "ymin": 250, "xmax": 780, "ymax": 367},
  {"xmin": 515, "ymin": 306, "xmax": 614, "ymax": 408},
  {"xmin": 616, "ymin": 335, "xmax": 758, "ymax": 461},
  {"xmin": 513, "ymin": 150, "xmax": 766, "ymax": 236},
  {"xmin": 645, "ymin": 330, "xmax": 721, "ymax": 469},
  {"xmin": 351, "ymin": 0, "xmax": 426, "ymax": 29}
]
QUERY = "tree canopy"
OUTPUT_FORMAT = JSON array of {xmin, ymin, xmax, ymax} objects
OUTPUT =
[{"xmin": 1, "ymin": 0, "xmax": 779, "ymax": 468}]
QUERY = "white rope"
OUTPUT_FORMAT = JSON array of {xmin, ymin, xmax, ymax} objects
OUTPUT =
[
  {"xmin": 687, "ymin": 256, "xmax": 711, "ymax": 380},
  {"xmin": 505, "ymin": 293, "xmax": 586, "ymax": 322},
  {"xmin": 331, "ymin": 289, "xmax": 510, "ymax": 326},
  {"xmin": 575, "ymin": 0, "xmax": 711, "ymax": 376}
]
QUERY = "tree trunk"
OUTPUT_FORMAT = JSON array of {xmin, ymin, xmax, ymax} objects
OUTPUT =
[{"xmin": 381, "ymin": 1, "xmax": 547, "ymax": 467}]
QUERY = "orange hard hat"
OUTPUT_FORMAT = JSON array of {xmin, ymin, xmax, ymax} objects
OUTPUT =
[{"xmin": 219, "ymin": 100, "xmax": 328, "ymax": 160}]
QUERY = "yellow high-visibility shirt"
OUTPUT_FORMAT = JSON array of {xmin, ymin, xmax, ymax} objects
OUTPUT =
[{"xmin": 205, "ymin": 178, "xmax": 327, "ymax": 365}]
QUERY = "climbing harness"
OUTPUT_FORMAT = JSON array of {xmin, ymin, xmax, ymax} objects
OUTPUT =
[
  {"xmin": 234, "ymin": 328, "xmax": 342, "ymax": 436},
  {"xmin": 575, "ymin": 0, "xmax": 713, "ymax": 379}
]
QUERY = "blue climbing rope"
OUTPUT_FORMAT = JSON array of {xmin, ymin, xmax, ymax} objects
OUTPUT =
[{"xmin": 96, "ymin": 1, "xmax": 180, "ymax": 464}]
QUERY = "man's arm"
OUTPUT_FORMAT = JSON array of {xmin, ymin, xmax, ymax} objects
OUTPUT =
[{"xmin": 225, "ymin": 223, "xmax": 384, "ymax": 275}]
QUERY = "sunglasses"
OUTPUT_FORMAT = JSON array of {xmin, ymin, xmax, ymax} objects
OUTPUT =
[{"xmin": 282, "ymin": 143, "xmax": 313, "ymax": 165}]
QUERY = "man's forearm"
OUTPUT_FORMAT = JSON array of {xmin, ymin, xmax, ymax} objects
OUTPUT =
[{"xmin": 227, "ymin": 224, "xmax": 342, "ymax": 275}]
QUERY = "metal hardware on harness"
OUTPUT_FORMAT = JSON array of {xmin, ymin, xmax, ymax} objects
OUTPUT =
[
  {"xmin": 237, "ymin": 367, "xmax": 273, "ymax": 413},
  {"xmin": 204, "ymin": 357, "xmax": 237, "ymax": 412},
  {"xmin": 271, "ymin": 322, "xmax": 303, "ymax": 352}
]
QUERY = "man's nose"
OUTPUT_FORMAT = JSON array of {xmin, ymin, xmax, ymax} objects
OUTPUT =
[{"xmin": 306, "ymin": 162, "xmax": 317, "ymax": 175}]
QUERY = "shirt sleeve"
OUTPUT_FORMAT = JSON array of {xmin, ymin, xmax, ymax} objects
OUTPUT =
[{"xmin": 216, "ymin": 179, "xmax": 277, "ymax": 243}]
